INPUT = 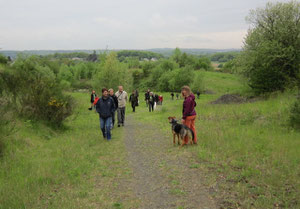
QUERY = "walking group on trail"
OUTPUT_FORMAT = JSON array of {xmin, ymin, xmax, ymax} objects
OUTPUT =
[{"xmin": 89, "ymin": 85, "xmax": 197, "ymax": 147}]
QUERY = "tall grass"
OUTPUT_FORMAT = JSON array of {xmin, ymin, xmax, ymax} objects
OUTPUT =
[
  {"xmin": 0, "ymin": 92, "xmax": 138, "ymax": 209},
  {"xmin": 134, "ymin": 82, "xmax": 300, "ymax": 208}
]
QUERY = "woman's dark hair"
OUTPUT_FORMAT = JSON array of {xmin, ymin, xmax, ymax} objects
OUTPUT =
[{"xmin": 102, "ymin": 88, "xmax": 108, "ymax": 93}]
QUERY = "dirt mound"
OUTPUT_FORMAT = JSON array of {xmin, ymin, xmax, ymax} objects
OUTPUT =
[{"xmin": 211, "ymin": 94, "xmax": 246, "ymax": 104}]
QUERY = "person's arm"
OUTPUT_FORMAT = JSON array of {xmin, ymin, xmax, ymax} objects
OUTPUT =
[{"xmin": 93, "ymin": 97, "xmax": 99, "ymax": 106}]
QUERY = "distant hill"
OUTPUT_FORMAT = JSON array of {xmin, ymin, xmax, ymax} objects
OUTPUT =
[
  {"xmin": 0, "ymin": 48, "xmax": 241, "ymax": 59},
  {"xmin": 147, "ymin": 48, "xmax": 241, "ymax": 57}
]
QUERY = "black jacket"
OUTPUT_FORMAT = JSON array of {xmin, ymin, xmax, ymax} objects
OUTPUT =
[
  {"xmin": 96, "ymin": 96, "xmax": 115, "ymax": 119},
  {"xmin": 129, "ymin": 94, "xmax": 138, "ymax": 106},
  {"xmin": 110, "ymin": 95, "xmax": 118, "ymax": 109},
  {"xmin": 91, "ymin": 93, "xmax": 97, "ymax": 103},
  {"xmin": 145, "ymin": 92, "xmax": 150, "ymax": 100}
]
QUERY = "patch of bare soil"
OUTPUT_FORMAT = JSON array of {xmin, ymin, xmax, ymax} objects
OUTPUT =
[
  {"xmin": 123, "ymin": 115, "xmax": 216, "ymax": 209},
  {"xmin": 211, "ymin": 94, "xmax": 247, "ymax": 104}
]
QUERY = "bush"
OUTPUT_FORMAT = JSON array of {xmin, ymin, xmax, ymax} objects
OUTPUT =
[
  {"xmin": 0, "ymin": 96, "xmax": 14, "ymax": 156},
  {"xmin": 290, "ymin": 99, "xmax": 300, "ymax": 129},
  {"xmin": 1, "ymin": 56, "xmax": 74, "ymax": 126}
]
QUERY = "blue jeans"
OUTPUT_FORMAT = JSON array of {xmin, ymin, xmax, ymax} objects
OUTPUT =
[{"xmin": 99, "ymin": 116, "xmax": 112, "ymax": 140}]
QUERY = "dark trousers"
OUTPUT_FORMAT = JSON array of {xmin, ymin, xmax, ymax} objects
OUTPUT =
[
  {"xmin": 112, "ymin": 111, "xmax": 116, "ymax": 127},
  {"xmin": 149, "ymin": 102, "xmax": 154, "ymax": 112},
  {"xmin": 131, "ymin": 103, "xmax": 136, "ymax": 112},
  {"xmin": 117, "ymin": 107, "xmax": 126, "ymax": 125}
]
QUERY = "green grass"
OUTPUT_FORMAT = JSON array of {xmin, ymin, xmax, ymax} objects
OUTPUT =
[
  {"xmin": 0, "ymin": 92, "xmax": 139, "ymax": 209},
  {"xmin": 1, "ymin": 70, "xmax": 300, "ymax": 208},
  {"xmin": 134, "ymin": 81, "xmax": 300, "ymax": 208},
  {"xmin": 199, "ymin": 70, "xmax": 248, "ymax": 95}
]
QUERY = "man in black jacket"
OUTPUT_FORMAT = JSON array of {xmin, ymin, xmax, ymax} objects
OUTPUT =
[
  {"xmin": 95, "ymin": 88, "xmax": 115, "ymax": 140},
  {"xmin": 108, "ymin": 88, "xmax": 118, "ymax": 128}
]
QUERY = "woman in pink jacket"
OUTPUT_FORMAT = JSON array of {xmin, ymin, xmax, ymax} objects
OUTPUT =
[{"xmin": 181, "ymin": 86, "xmax": 197, "ymax": 145}]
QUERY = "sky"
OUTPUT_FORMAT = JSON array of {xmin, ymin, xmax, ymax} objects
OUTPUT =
[{"xmin": 0, "ymin": 0, "xmax": 291, "ymax": 50}]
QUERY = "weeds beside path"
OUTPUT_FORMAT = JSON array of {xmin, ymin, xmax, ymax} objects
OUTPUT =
[{"xmin": 123, "ymin": 114, "xmax": 216, "ymax": 209}]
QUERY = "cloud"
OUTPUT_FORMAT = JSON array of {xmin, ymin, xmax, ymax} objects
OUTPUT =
[{"xmin": 93, "ymin": 17, "xmax": 124, "ymax": 28}]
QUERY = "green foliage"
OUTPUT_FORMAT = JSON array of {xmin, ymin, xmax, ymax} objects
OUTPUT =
[
  {"xmin": 0, "ymin": 54, "xmax": 8, "ymax": 64},
  {"xmin": 93, "ymin": 52, "xmax": 133, "ymax": 91},
  {"xmin": 210, "ymin": 52, "xmax": 238, "ymax": 62},
  {"xmin": 240, "ymin": 1, "xmax": 300, "ymax": 94},
  {"xmin": 1, "ymin": 56, "xmax": 74, "ymax": 126},
  {"xmin": 191, "ymin": 72, "xmax": 205, "ymax": 93},
  {"xmin": 171, "ymin": 48, "xmax": 213, "ymax": 70},
  {"xmin": 117, "ymin": 50, "xmax": 163, "ymax": 61},
  {"xmin": 290, "ymin": 98, "xmax": 300, "ymax": 129},
  {"xmin": 169, "ymin": 66, "xmax": 195, "ymax": 92}
]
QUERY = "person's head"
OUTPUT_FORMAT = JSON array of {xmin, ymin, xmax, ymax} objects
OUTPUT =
[
  {"xmin": 147, "ymin": 89, "xmax": 150, "ymax": 92},
  {"xmin": 150, "ymin": 92, "xmax": 153, "ymax": 96},
  {"xmin": 181, "ymin": 86, "xmax": 191, "ymax": 97},
  {"xmin": 108, "ymin": 88, "xmax": 114, "ymax": 96},
  {"xmin": 92, "ymin": 90, "xmax": 96, "ymax": 94},
  {"xmin": 118, "ymin": 86, "xmax": 123, "ymax": 92},
  {"xmin": 102, "ymin": 88, "xmax": 108, "ymax": 97},
  {"xmin": 132, "ymin": 90, "xmax": 135, "ymax": 94}
]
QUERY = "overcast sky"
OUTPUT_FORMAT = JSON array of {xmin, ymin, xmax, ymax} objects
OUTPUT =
[{"xmin": 0, "ymin": 0, "xmax": 290, "ymax": 50}]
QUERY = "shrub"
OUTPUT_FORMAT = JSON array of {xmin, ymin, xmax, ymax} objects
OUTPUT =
[
  {"xmin": 1, "ymin": 56, "xmax": 74, "ymax": 126},
  {"xmin": 289, "ymin": 99, "xmax": 300, "ymax": 129}
]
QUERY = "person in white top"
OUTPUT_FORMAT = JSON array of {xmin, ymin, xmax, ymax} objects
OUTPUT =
[{"xmin": 115, "ymin": 86, "xmax": 128, "ymax": 127}]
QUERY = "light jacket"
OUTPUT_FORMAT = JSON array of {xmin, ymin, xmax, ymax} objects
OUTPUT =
[{"xmin": 115, "ymin": 90, "xmax": 128, "ymax": 108}]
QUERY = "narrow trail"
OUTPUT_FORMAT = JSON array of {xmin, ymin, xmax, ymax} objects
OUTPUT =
[{"xmin": 123, "ymin": 114, "xmax": 217, "ymax": 209}]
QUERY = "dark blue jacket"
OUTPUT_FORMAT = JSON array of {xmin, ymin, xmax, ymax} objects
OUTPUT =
[{"xmin": 96, "ymin": 96, "xmax": 115, "ymax": 119}]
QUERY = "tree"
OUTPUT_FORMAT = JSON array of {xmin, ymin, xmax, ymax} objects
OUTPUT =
[
  {"xmin": 0, "ymin": 54, "xmax": 8, "ymax": 64},
  {"xmin": 240, "ymin": 1, "xmax": 300, "ymax": 94},
  {"xmin": 191, "ymin": 72, "xmax": 205, "ymax": 93}
]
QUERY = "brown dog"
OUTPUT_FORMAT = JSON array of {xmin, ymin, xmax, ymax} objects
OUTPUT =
[{"xmin": 168, "ymin": 116, "xmax": 194, "ymax": 147}]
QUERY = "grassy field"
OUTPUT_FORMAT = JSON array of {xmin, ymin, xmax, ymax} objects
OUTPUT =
[
  {"xmin": 0, "ymin": 92, "xmax": 139, "ymax": 209},
  {"xmin": 133, "ymin": 72, "xmax": 300, "ymax": 208},
  {"xmin": 0, "ymin": 71, "xmax": 299, "ymax": 209}
]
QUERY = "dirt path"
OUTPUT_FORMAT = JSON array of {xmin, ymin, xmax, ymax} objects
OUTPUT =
[{"xmin": 124, "ymin": 114, "xmax": 217, "ymax": 209}]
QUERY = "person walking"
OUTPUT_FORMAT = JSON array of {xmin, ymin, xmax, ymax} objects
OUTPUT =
[
  {"xmin": 129, "ymin": 90, "xmax": 138, "ymax": 112},
  {"xmin": 148, "ymin": 92, "xmax": 155, "ymax": 112},
  {"xmin": 108, "ymin": 88, "xmax": 118, "ymax": 128},
  {"xmin": 176, "ymin": 93, "xmax": 179, "ymax": 100},
  {"xmin": 196, "ymin": 91, "xmax": 201, "ymax": 99},
  {"xmin": 181, "ymin": 86, "xmax": 197, "ymax": 145},
  {"xmin": 89, "ymin": 90, "xmax": 97, "ymax": 110},
  {"xmin": 145, "ymin": 89, "xmax": 150, "ymax": 107},
  {"xmin": 171, "ymin": 92, "xmax": 174, "ymax": 100},
  {"xmin": 115, "ymin": 86, "xmax": 128, "ymax": 127},
  {"xmin": 95, "ymin": 88, "xmax": 115, "ymax": 140},
  {"xmin": 159, "ymin": 95, "xmax": 163, "ymax": 105}
]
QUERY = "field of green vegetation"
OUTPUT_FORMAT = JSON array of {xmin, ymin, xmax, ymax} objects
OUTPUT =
[
  {"xmin": 134, "ymin": 90, "xmax": 300, "ymax": 208},
  {"xmin": 1, "ymin": 2, "xmax": 300, "ymax": 207},
  {"xmin": 0, "ymin": 70, "xmax": 299, "ymax": 208},
  {"xmin": 0, "ymin": 93, "xmax": 139, "ymax": 209}
]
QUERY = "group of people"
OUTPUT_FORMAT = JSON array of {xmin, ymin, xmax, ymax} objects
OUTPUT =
[
  {"xmin": 90, "ymin": 85, "xmax": 198, "ymax": 147},
  {"xmin": 90, "ymin": 86, "xmax": 128, "ymax": 140},
  {"xmin": 171, "ymin": 91, "xmax": 201, "ymax": 100},
  {"xmin": 144, "ymin": 89, "xmax": 163, "ymax": 112}
]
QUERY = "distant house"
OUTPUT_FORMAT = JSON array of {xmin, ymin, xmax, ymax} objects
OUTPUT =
[
  {"xmin": 151, "ymin": 58, "xmax": 158, "ymax": 62},
  {"xmin": 143, "ymin": 58, "xmax": 150, "ymax": 61}
]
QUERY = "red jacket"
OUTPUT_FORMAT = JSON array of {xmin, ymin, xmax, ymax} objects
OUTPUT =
[{"xmin": 182, "ymin": 94, "xmax": 196, "ymax": 119}]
